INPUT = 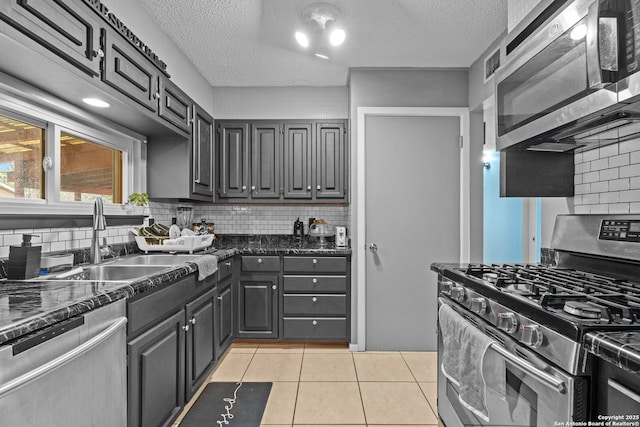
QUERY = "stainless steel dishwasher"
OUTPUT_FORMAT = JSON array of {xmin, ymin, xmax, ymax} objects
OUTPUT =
[{"xmin": 0, "ymin": 299, "xmax": 127, "ymax": 427}]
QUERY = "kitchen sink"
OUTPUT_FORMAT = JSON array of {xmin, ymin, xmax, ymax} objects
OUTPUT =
[
  {"xmin": 40, "ymin": 265, "xmax": 168, "ymax": 282},
  {"xmin": 109, "ymin": 254, "xmax": 197, "ymax": 266}
]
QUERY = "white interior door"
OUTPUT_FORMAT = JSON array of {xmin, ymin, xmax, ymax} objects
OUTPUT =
[{"xmin": 364, "ymin": 114, "xmax": 462, "ymax": 350}]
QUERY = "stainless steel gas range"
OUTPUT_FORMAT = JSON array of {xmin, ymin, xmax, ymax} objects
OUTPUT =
[{"xmin": 432, "ymin": 214, "xmax": 640, "ymax": 427}]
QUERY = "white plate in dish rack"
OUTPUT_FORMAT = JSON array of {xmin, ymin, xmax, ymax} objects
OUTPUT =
[{"xmin": 135, "ymin": 235, "xmax": 214, "ymax": 254}]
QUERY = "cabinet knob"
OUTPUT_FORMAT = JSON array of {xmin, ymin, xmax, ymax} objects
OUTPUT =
[
  {"xmin": 95, "ymin": 49, "xmax": 104, "ymax": 58},
  {"xmin": 307, "ymin": 185, "xmax": 311, "ymax": 191},
  {"xmin": 312, "ymin": 320, "xmax": 318, "ymax": 326},
  {"xmin": 312, "ymin": 259, "xmax": 317, "ymax": 264},
  {"xmin": 242, "ymin": 185, "xmax": 247, "ymax": 190},
  {"xmin": 272, "ymin": 284, "xmax": 277, "ymax": 290},
  {"xmin": 312, "ymin": 278, "xmax": 318, "ymax": 284},
  {"xmin": 251, "ymin": 185, "xmax": 256, "ymax": 191},
  {"xmin": 225, "ymin": 262, "xmax": 232, "ymax": 267},
  {"xmin": 317, "ymin": 185, "xmax": 321, "ymax": 190},
  {"xmin": 258, "ymin": 258, "xmax": 263, "ymax": 264},
  {"xmin": 189, "ymin": 317, "xmax": 196, "ymax": 325},
  {"xmin": 182, "ymin": 324, "xmax": 190, "ymax": 332},
  {"xmin": 312, "ymin": 297, "xmax": 318, "ymax": 302}
]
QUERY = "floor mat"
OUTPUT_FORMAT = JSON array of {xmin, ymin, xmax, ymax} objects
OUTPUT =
[{"xmin": 180, "ymin": 382, "xmax": 272, "ymax": 427}]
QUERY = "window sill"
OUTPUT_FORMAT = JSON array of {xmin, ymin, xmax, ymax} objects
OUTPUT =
[{"xmin": 0, "ymin": 214, "xmax": 144, "ymax": 230}]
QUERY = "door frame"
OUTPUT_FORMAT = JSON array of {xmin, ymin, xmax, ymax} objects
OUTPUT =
[{"xmin": 354, "ymin": 107, "xmax": 471, "ymax": 351}]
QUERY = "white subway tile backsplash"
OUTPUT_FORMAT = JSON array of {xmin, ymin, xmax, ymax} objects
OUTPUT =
[
  {"xmin": 590, "ymin": 204, "xmax": 610, "ymax": 214},
  {"xmin": 575, "ymin": 205, "xmax": 591, "ymax": 214},
  {"xmin": 600, "ymin": 192, "xmax": 619, "ymax": 203},
  {"xmin": 4, "ymin": 234, "xmax": 23, "ymax": 246},
  {"xmin": 631, "ymin": 150, "xmax": 640, "ymax": 164},
  {"xmin": 620, "ymin": 189, "xmax": 640, "ymax": 202},
  {"xmin": 620, "ymin": 139, "xmax": 640, "ymax": 153},
  {"xmin": 591, "ymin": 158, "xmax": 609, "ymax": 171},
  {"xmin": 583, "ymin": 171, "xmax": 600, "ymax": 183},
  {"xmin": 631, "ymin": 177, "xmax": 640, "ymax": 189},
  {"xmin": 599, "ymin": 144, "xmax": 619, "ymax": 158},
  {"xmin": 582, "ymin": 149, "xmax": 600, "ymax": 162},
  {"xmin": 575, "ymin": 183, "xmax": 591, "ymax": 194},
  {"xmin": 584, "ymin": 193, "xmax": 600, "ymax": 205},
  {"xmin": 610, "ymin": 178, "xmax": 630, "ymax": 191},
  {"xmin": 609, "ymin": 153, "xmax": 629, "ymax": 168},
  {"xmin": 620, "ymin": 163, "xmax": 640, "ymax": 178},
  {"xmin": 575, "ymin": 162, "xmax": 591, "ymax": 174},
  {"xmin": 590, "ymin": 181, "xmax": 609, "ymax": 193},
  {"xmin": 599, "ymin": 168, "xmax": 619, "ymax": 181},
  {"xmin": 609, "ymin": 203, "xmax": 630, "ymax": 214}
]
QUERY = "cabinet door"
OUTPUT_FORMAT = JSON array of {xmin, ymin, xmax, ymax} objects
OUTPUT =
[
  {"xmin": 159, "ymin": 77, "xmax": 192, "ymax": 134},
  {"xmin": 192, "ymin": 104, "xmax": 214, "ymax": 199},
  {"xmin": 251, "ymin": 123, "xmax": 281, "ymax": 199},
  {"xmin": 218, "ymin": 122, "xmax": 249, "ymax": 198},
  {"xmin": 217, "ymin": 280, "xmax": 233, "ymax": 355},
  {"xmin": 283, "ymin": 123, "xmax": 312, "ymax": 199},
  {"xmin": 185, "ymin": 288, "xmax": 216, "ymax": 399},
  {"xmin": 316, "ymin": 122, "xmax": 346, "ymax": 199},
  {"xmin": 101, "ymin": 28, "xmax": 159, "ymax": 112},
  {"xmin": 0, "ymin": 0, "xmax": 101, "ymax": 77},
  {"xmin": 128, "ymin": 310, "xmax": 185, "ymax": 427},
  {"xmin": 236, "ymin": 274, "xmax": 279, "ymax": 339}
]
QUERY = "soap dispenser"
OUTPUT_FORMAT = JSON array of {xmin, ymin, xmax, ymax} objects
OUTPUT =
[{"xmin": 8, "ymin": 234, "xmax": 41, "ymax": 279}]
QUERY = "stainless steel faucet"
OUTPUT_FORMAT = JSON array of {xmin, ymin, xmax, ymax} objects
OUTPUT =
[{"xmin": 90, "ymin": 196, "xmax": 107, "ymax": 264}]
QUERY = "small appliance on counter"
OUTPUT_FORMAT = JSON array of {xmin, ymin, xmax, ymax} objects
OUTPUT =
[
  {"xmin": 176, "ymin": 206, "xmax": 193, "ymax": 229},
  {"xmin": 335, "ymin": 226, "xmax": 347, "ymax": 248},
  {"xmin": 293, "ymin": 217, "xmax": 304, "ymax": 240},
  {"xmin": 8, "ymin": 234, "xmax": 41, "ymax": 280}
]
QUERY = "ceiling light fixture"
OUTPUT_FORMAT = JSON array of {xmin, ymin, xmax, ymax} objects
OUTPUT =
[
  {"xmin": 296, "ymin": 2, "xmax": 346, "ymax": 59},
  {"xmin": 82, "ymin": 98, "xmax": 110, "ymax": 108}
]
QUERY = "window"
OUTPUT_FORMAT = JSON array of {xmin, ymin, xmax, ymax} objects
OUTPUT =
[
  {"xmin": 0, "ymin": 98, "xmax": 143, "ymax": 215},
  {"xmin": 0, "ymin": 113, "xmax": 45, "ymax": 200},
  {"xmin": 59, "ymin": 132, "xmax": 123, "ymax": 204}
]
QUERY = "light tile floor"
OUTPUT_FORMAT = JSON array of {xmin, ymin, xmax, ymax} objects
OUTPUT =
[{"xmin": 174, "ymin": 342, "xmax": 440, "ymax": 427}]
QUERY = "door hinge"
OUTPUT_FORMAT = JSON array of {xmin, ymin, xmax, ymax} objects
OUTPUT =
[
  {"xmin": 280, "ymin": 126, "xmax": 285, "ymax": 135},
  {"xmin": 216, "ymin": 126, "xmax": 222, "ymax": 134},
  {"xmin": 459, "ymin": 136, "xmax": 463, "ymax": 149}
]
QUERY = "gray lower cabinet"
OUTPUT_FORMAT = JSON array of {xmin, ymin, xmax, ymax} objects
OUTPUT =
[
  {"xmin": 282, "ymin": 256, "xmax": 350, "ymax": 341},
  {"xmin": 216, "ymin": 258, "xmax": 235, "ymax": 355},
  {"xmin": 127, "ymin": 273, "xmax": 219, "ymax": 427},
  {"xmin": 128, "ymin": 310, "xmax": 185, "ymax": 427},
  {"xmin": 235, "ymin": 274, "xmax": 279, "ymax": 339}
]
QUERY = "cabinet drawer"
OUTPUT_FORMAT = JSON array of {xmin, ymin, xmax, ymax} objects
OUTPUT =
[
  {"xmin": 218, "ymin": 257, "xmax": 234, "ymax": 281},
  {"xmin": 284, "ymin": 294, "xmax": 346, "ymax": 316},
  {"xmin": 241, "ymin": 256, "xmax": 279, "ymax": 272},
  {"xmin": 283, "ymin": 256, "xmax": 346, "ymax": 273},
  {"xmin": 283, "ymin": 317, "xmax": 347, "ymax": 340},
  {"xmin": 283, "ymin": 275, "xmax": 347, "ymax": 292}
]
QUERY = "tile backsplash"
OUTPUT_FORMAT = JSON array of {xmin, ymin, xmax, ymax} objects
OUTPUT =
[
  {"xmin": 0, "ymin": 201, "xmax": 351, "ymax": 258},
  {"xmin": 574, "ymin": 138, "xmax": 640, "ymax": 214}
]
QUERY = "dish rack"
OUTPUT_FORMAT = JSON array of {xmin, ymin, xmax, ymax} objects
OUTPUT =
[{"xmin": 135, "ymin": 235, "xmax": 214, "ymax": 254}]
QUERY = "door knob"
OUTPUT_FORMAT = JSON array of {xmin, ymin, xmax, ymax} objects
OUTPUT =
[{"xmin": 369, "ymin": 243, "xmax": 378, "ymax": 252}]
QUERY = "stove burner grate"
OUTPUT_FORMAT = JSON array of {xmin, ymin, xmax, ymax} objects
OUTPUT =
[{"xmin": 563, "ymin": 301, "xmax": 602, "ymax": 319}]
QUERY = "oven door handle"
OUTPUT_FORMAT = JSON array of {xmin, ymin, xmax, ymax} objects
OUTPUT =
[{"xmin": 490, "ymin": 342, "xmax": 567, "ymax": 394}]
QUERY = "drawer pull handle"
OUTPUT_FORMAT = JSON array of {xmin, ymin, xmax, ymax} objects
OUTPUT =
[
  {"xmin": 217, "ymin": 296, "xmax": 223, "ymax": 301},
  {"xmin": 225, "ymin": 262, "xmax": 231, "ymax": 267},
  {"xmin": 258, "ymin": 258, "xmax": 263, "ymax": 264},
  {"xmin": 189, "ymin": 317, "xmax": 196, "ymax": 325},
  {"xmin": 312, "ymin": 278, "xmax": 318, "ymax": 284},
  {"xmin": 312, "ymin": 259, "xmax": 317, "ymax": 264},
  {"xmin": 182, "ymin": 325, "xmax": 190, "ymax": 332},
  {"xmin": 272, "ymin": 285, "xmax": 277, "ymax": 290},
  {"xmin": 312, "ymin": 320, "xmax": 318, "ymax": 326},
  {"xmin": 312, "ymin": 297, "xmax": 318, "ymax": 302}
]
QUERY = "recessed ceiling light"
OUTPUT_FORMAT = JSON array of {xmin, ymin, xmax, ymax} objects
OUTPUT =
[
  {"xmin": 329, "ymin": 28, "xmax": 346, "ymax": 46},
  {"xmin": 314, "ymin": 53, "xmax": 330, "ymax": 60},
  {"xmin": 295, "ymin": 31, "xmax": 309, "ymax": 48},
  {"xmin": 82, "ymin": 98, "xmax": 110, "ymax": 108}
]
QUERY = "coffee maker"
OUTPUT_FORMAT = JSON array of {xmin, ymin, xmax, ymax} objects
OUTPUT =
[{"xmin": 293, "ymin": 217, "xmax": 304, "ymax": 240}]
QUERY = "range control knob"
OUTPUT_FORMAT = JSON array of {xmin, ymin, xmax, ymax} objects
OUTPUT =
[
  {"xmin": 470, "ymin": 297, "xmax": 487, "ymax": 314},
  {"xmin": 520, "ymin": 324, "xmax": 544, "ymax": 348},
  {"xmin": 441, "ymin": 280, "xmax": 453, "ymax": 296},
  {"xmin": 497, "ymin": 312, "xmax": 518, "ymax": 333},
  {"xmin": 450, "ymin": 285, "xmax": 466, "ymax": 302}
]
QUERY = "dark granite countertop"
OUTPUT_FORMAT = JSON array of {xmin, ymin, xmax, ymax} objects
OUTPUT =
[{"xmin": 0, "ymin": 239, "xmax": 350, "ymax": 346}]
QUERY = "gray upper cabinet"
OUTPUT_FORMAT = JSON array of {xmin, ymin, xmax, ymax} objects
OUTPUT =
[
  {"xmin": 192, "ymin": 105, "xmax": 214, "ymax": 199},
  {"xmin": 218, "ymin": 122, "xmax": 250, "ymax": 199},
  {"xmin": 284, "ymin": 123, "xmax": 313, "ymax": 199},
  {"xmin": 316, "ymin": 122, "xmax": 346, "ymax": 199},
  {"xmin": 217, "ymin": 120, "xmax": 348, "ymax": 203},
  {"xmin": 159, "ymin": 77, "xmax": 192, "ymax": 134},
  {"xmin": 251, "ymin": 123, "xmax": 282, "ymax": 199},
  {"xmin": 101, "ymin": 28, "xmax": 159, "ymax": 113},
  {"xmin": 0, "ymin": 0, "xmax": 102, "ymax": 77}
]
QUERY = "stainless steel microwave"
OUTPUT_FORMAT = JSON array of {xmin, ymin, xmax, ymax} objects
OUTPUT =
[{"xmin": 496, "ymin": 0, "xmax": 640, "ymax": 152}]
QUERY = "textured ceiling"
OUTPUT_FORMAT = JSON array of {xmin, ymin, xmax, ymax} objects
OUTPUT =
[{"xmin": 137, "ymin": 0, "xmax": 508, "ymax": 87}]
